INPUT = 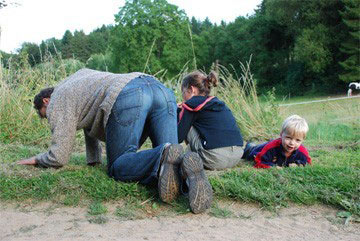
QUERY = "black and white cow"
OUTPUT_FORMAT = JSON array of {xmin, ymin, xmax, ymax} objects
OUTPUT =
[{"xmin": 348, "ymin": 82, "xmax": 360, "ymax": 96}]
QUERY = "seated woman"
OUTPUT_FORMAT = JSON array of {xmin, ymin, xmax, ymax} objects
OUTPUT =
[{"xmin": 177, "ymin": 71, "xmax": 244, "ymax": 170}]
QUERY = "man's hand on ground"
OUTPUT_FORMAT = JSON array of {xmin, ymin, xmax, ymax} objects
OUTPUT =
[{"xmin": 17, "ymin": 157, "xmax": 37, "ymax": 165}]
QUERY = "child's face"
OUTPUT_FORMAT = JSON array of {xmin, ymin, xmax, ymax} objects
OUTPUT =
[{"xmin": 281, "ymin": 131, "xmax": 304, "ymax": 154}]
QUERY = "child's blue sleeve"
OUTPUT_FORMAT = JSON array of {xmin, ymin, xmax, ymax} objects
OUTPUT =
[{"xmin": 254, "ymin": 139, "xmax": 282, "ymax": 168}]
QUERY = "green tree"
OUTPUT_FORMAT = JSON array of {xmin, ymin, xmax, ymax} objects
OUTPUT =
[
  {"xmin": 39, "ymin": 38, "xmax": 63, "ymax": 59},
  {"xmin": 293, "ymin": 25, "xmax": 331, "ymax": 74},
  {"xmin": 110, "ymin": 0, "xmax": 193, "ymax": 76},
  {"xmin": 190, "ymin": 17, "xmax": 202, "ymax": 35},
  {"xmin": 88, "ymin": 25, "xmax": 112, "ymax": 55},
  {"xmin": 202, "ymin": 17, "xmax": 213, "ymax": 30},
  {"xmin": 19, "ymin": 42, "xmax": 41, "ymax": 66},
  {"xmin": 339, "ymin": 0, "xmax": 360, "ymax": 83},
  {"xmin": 190, "ymin": 18, "xmax": 224, "ymax": 71},
  {"xmin": 60, "ymin": 26, "xmax": 112, "ymax": 62},
  {"xmin": 61, "ymin": 30, "xmax": 74, "ymax": 59},
  {"xmin": 70, "ymin": 30, "xmax": 92, "ymax": 62},
  {"xmin": 191, "ymin": 27, "xmax": 213, "ymax": 70},
  {"xmin": 250, "ymin": 0, "xmax": 347, "ymax": 94}
]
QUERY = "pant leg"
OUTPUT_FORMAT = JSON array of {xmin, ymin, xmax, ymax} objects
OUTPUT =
[
  {"xmin": 106, "ymin": 76, "xmax": 177, "ymax": 185},
  {"xmin": 146, "ymin": 80, "xmax": 178, "ymax": 146},
  {"xmin": 248, "ymin": 142, "xmax": 267, "ymax": 161},
  {"xmin": 187, "ymin": 127, "xmax": 243, "ymax": 170}
]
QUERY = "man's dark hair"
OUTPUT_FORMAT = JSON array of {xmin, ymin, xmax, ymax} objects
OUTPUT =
[{"xmin": 33, "ymin": 87, "xmax": 54, "ymax": 110}]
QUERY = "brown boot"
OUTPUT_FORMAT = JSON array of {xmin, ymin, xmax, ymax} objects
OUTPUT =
[
  {"xmin": 181, "ymin": 152, "xmax": 213, "ymax": 214},
  {"xmin": 158, "ymin": 144, "xmax": 183, "ymax": 203}
]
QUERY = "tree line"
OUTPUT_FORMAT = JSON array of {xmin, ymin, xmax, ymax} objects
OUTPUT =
[{"xmin": 1, "ymin": 0, "xmax": 359, "ymax": 95}]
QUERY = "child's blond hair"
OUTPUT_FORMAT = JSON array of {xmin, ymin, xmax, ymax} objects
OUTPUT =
[{"xmin": 281, "ymin": 115, "xmax": 309, "ymax": 138}]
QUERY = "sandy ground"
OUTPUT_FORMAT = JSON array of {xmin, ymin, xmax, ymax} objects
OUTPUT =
[{"xmin": 0, "ymin": 202, "xmax": 359, "ymax": 241}]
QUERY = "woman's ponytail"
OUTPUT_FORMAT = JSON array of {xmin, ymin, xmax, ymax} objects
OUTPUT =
[
  {"xmin": 182, "ymin": 70, "xmax": 218, "ymax": 96},
  {"xmin": 206, "ymin": 71, "xmax": 218, "ymax": 88}
]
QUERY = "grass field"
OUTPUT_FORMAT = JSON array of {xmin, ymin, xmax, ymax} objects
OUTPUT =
[
  {"xmin": 280, "ymin": 96, "xmax": 359, "ymax": 124},
  {"xmin": 0, "ymin": 60, "xmax": 359, "ymax": 220},
  {"xmin": 0, "ymin": 95, "xmax": 359, "ymax": 219},
  {"xmin": 281, "ymin": 96, "xmax": 359, "ymax": 147}
]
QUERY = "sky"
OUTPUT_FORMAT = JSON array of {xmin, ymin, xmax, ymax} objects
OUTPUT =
[{"xmin": 0, "ymin": 0, "xmax": 262, "ymax": 53}]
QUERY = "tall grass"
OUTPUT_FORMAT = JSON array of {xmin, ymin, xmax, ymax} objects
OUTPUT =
[
  {"xmin": 0, "ymin": 53, "xmax": 84, "ymax": 147},
  {"xmin": 214, "ymin": 61, "xmax": 281, "ymax": 140}
]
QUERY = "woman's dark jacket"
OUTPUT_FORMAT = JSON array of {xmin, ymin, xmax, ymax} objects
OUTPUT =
[{"xmin": 177, "ymin": 96, "xmax": 243, "ymax": 150}]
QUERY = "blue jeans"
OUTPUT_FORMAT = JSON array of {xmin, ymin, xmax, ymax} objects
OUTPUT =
[{"xmin": 106, "ymin": 75, "xmax": 178, "ymax": 185}]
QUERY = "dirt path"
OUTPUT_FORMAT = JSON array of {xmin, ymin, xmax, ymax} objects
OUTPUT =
[{"xmin": 0, "ymin": 202, "xmax": 359, "ymax": 241}]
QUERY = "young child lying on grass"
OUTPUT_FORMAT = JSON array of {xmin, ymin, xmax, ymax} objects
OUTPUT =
[{"xmin": 243, "ymin": 115, "xmax": 311, "ymax": 168}]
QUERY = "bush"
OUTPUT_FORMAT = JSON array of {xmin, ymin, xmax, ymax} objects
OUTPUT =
[{"xmin": 86, "ymin": 52, "xmax": 113, "ymax": 72}]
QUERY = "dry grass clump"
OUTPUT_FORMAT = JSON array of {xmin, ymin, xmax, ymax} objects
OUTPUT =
[{"xmin": 214, "ymin": 61, "xmax": 280, "ymax": 140}]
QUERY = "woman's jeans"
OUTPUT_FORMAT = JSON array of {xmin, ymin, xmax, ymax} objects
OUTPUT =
[{"xmin": 106, "ymin": 76, "xmax": 178, "ymax": 185}]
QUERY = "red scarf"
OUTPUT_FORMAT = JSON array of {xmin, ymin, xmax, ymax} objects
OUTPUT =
[{"xmin": 178, "ymin": 96, "xmax": 215, "ymax": 124}]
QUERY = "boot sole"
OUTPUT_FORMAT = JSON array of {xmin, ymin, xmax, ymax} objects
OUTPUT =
[
  {"xmin": 158, "ymin": 144, "xmax": 183, "ymax": 203},
  {"xmin": 182, "ymin": 152, "xmax": 213, "ymax": 214}
]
